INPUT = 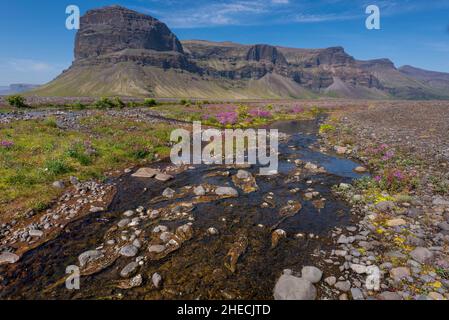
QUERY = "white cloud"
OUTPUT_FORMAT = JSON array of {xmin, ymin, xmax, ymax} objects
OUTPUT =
[
  {"xmin": 153, "ymin": 1, "xmax": 270, "ymax": 28},
  {"xmin": 294, "ymin": 13, "xmax": 357, "ymax": 23},
  {"xmin": 136, "ymin": 0, "xmax": 449, "ymax": 28}
]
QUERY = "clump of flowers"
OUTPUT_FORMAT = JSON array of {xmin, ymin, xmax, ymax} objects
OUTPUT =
[
  {"xmin": 382, "ymin": 150, "xmax": 395, "ymax": 161},
  {"xmin": 374, "ymin": 168, "xmax": 418, "ymax": 192},
  {"xmin": 367, "ymin": 144, "xmax": 394, "ymax": 160},
  {"xmin": 365, "ymin": 143, "xmax": 398, "ymax": 169},
  {"xmin": 216, "ymin": 112, "xmax": 238, "ymax": 125},
  {"xmin": 1, "ymin": 140, "xmax": 14, "ymax": 149},
  {"xmin": 249, "ymin": 109, "xmax": 273, "ymax": 119},
  {"xmin": 291, "ymin": 106, "xmax": 304, "ymax": 113}
]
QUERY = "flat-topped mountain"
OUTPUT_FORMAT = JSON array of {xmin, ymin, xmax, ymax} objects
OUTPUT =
[
  {"xmin": 34, "ymin": 5, "xmax": 449, "ymax": 99},
  {"xmin": 75, "ymin": 5, "xmax": 184, "ymax": 60}
]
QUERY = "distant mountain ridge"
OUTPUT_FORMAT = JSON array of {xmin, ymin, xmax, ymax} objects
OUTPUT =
[
  {"xmin": 0, "ymin": 84, "xmax": 40, "ymax": 96},
  {"xmin": 33, "ymin": 5, "xmax": 449, "ymax": 99}
]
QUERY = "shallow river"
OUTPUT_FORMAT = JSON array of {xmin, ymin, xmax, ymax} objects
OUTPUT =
[{"xmin": 0, "ymin": 119, "xmax": 365, "ymax": 299}]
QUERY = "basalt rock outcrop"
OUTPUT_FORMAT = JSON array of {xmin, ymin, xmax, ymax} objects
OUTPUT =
[
  {"xmin": 75, "ymin": 5, "xmax": 183, "ymax": 58},
  {"xmin": 34, "ymin": 5, "xmax": 449, "ymax": 99}
]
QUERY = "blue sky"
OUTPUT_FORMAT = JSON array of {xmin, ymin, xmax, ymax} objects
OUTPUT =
[{"xmin": 0, "ymin": 0, "xmax": 448, "ymax": 85}]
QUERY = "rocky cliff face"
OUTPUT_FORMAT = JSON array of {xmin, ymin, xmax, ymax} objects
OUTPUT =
[
  {"xmin": 246, "ymin": 45, "xmax": 287, "ymax": 65},
  {"xmin": 38, "ymin": 5, "xmax": 449, "ymax": 99},
  {"xmin": 75, "ymin": 5, "xmax": 183, "ymax": 60}
]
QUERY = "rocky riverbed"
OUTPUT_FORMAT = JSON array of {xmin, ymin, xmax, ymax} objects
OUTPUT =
[
  {"xmin": 0, "ymin": 118, "xmax": 371, "ymax": 300},
  {"xmin": 316, "ymin": 103, "xmax": 449, "ymax": 300},
  {"xmin": 1, "ymin": 103, "xmax": 447, "ymax": 301}
]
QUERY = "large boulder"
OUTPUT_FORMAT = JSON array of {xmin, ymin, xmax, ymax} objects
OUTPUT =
[{"xmin": 273, "ymin": 274, "xmax": 317, "ymax": 300}]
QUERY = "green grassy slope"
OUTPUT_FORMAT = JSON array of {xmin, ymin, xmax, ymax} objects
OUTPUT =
[{"xmin": 31, "ymin": 62, "xmax": 318, "ymax": 99}]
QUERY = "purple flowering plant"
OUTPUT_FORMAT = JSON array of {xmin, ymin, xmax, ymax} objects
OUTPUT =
[{"xmin": 1, "ymin": 140, "xmax": 14, "ymax": 149}]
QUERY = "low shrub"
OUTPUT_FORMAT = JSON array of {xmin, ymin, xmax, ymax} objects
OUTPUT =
[
  {"xmin": 45, "ymin": 159, "xmax": 72, "ymax": 175},
  {"xmin": 6, "ymin": 95, "xmax": 28, "ymax": 108},
  {"xmin": 94, "ymin": 97, "xmax": 125, "ymax": 109},
  {"xmin": 71, "ymin": 101, "xmax": 86, "ymax": 110},
  {"xmin": 144, "ymin": 98, "xmax": 157, "ymax": 107}
]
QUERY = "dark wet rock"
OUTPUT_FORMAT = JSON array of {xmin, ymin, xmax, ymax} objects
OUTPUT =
[
  {"xmin": 0, "ymin": 252, "xmax": 20, "ymax": 264},
  {"xmin": 279, "ymin": 201, "xmax": 302, "ymax": 218},
  {"xmin": 176, "ymin": 224, "xmax": 194, "ymax": 241},
  {"xmin": 273, "ymin": 275, "xmax": 317, "ymax": 300},
  {"xmin": 119, "ymin": 245, "xmax": 139, "ymax": 257},
  {"xmin": 78, "ymin": 250, "xmax": 103, "ymax": 267},
  {"xmin": 410, "ymin": 247, "xmax": 434, "ymax": 264},
  {"xmin": 224, "ymin": 234, "xmax": 248, "ymax": 273},
  {"xmin": 232, "ymin": 170, "xmax": 258, "ymax": 193},
  {"xmin": 301, "ymin": 266, "xmax": 323, "ymax": 284},
  {"xmin": 120, "ymin": 261, "xmax": 139, "ymax": 278},
  {"xmin": 271, "ymin": 229, "xmax": 287, "ymax": 248}
]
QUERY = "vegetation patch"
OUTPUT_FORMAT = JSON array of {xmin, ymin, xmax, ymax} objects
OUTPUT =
[{"xmin": 0, "ymin": 115, "xmax": 176, "ymax": 217}]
